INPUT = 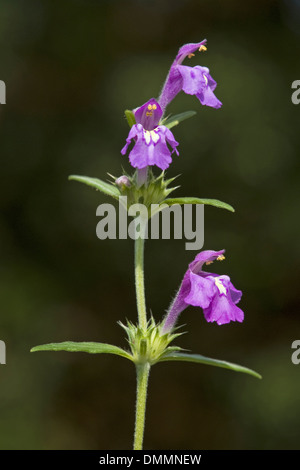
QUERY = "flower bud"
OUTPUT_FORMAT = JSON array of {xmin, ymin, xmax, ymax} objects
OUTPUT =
[{"xmin": 115, "ymin": 175, "xmax": 131, "ymax": 188}]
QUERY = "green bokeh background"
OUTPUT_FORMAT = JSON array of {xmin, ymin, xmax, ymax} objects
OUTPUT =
[{"xmin": 0, "ymin": 0, "xmax": 299, "ymax": 449}]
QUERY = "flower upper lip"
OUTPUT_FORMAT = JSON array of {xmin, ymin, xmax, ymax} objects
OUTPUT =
[
  {"xmin": 134, "ymin": 98, "xmax": 163, "ymax": 131},
  {"xmin": 173, "ymin": 40, "xmax": 208, "ymax": 65}
]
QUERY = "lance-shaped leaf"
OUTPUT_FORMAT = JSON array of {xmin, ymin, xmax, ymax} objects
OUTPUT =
[
  {"xmin": 31, "ymin": 341, "xmax": 133, "ymax": 361},
  {"xmin": 161, "ymin": 197, "xmax": 234, "ymax": 213},
  {"xmin": 162, "ymin": 111, "xmax": 197, "ymax": 129},
  {"xmin": 158, "ymin": 351, "xmax": 261, "ymax": 379},
  {"xmin": 69, "ymin": 175, "xmax": 120, "ymax": 199}
]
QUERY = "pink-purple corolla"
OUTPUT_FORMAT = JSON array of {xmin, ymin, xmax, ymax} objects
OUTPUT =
[
  {"xmin": 161, "ymin": 250, "xmax": 244, "ymax": 334},
  {"xmin": 159, "ymin": 40, "xmax": 222, "ymax": 112},
  {"xmin": 121, "ymin": 98, "xmax": 179, "ymax": 170}
]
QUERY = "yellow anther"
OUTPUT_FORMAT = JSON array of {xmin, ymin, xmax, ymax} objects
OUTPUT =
[
  {"xmin": 199, "ymin": 45, "xmax": 207, "ymax": 52},
  {"xmin": 152, "ymin": 104, "xmax": 157, "ymax": 110},
  {"xmin": 188, "ymin": 53, "xmax": 195, "ymax": 59},
  {"xmin": 217, "ymin": 255, "xmax": 225, "ymax": 261},
  {"xmin": 205, "ymin": 261, "xmax": 213, "ymax": 265},
  {"xmin": 148, "ymin": 104, "xmax": 153, "ymax": 110}
]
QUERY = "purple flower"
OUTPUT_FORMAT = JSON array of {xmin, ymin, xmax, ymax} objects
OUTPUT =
[
  {"xmin": 121, "ymin": 98, "xmax": 179, "ymax": 170},
  {"xmin": 161, "ymin": 250, "xmax": 244, "ymax": 333},
  {"xmin": 159, "ymin": 40, "xmax": 222, "ymax": 112}
]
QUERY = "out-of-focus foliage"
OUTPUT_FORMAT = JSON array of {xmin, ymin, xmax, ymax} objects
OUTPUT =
[{"xmin": 0, "ymin": 0, "xmax": 299, "ymax": 449}]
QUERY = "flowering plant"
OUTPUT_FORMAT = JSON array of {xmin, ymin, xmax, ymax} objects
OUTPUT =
[{"xmin": 31, "ymin": 40, "xmax": 261, "ymax": 450}]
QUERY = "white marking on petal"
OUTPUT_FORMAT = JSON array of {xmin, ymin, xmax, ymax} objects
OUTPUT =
[
  {"xmin": 150, "ymin": 130, "xmax": 160, "ymax": 144},
  {"xmin": 214, "ymin": 277, "xmax": 227, "ymax": 295},
  {"xmin": 144, "ymin": 130, "xmax": 151, "ymax": 145},
  {"xmin": 203, "ymin": 74, "xmax": 208, "ymax": 86}
]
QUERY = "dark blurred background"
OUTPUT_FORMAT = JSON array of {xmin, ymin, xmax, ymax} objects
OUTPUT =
[{"xmin": 0, "ymin": 0, "xmax": 299, "ymax": 450}]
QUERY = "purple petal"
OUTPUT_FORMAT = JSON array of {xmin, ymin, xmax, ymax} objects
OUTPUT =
[
  {"xmin": 147, "ymin": 141, "xmax": 173, "ymax": 170},
  {"xmin": 177, "ymin": 65, "xmax": 209, "ymax": 95},
  {"xmin": 134, "ymin": 98, "xmax": 162, "ymax": 130},
  {"xmin": 120, "ymin": 124, "xmax": 140, "ymax": 155},
  {"xmin": 196, "ymin": 87, "xmax": 222, "ymax": 109},
  {"xmin": 207, "ymin": 73, "xmax": 217, "ymax": 92},
  {"xmin": 203, "ymin": 294, "xmax": 244, "ymax": 325},
  {"xmin": 128, "ymin": 138, "xmax": 150, "ymax": 169},
  {"xmin": 177, "ymin": 64, "xmax": 222, "ymax": 109},
  {"xmin": 158, "ymin": 126, "xmax": 179, "ymax": 155},
  {"xmin": 228, "ymin": 282, "xmax": 243, "ymax": 305},
  {"xmin": 184, "ymin": 271, "xmax": 216, "ymax": 309}
]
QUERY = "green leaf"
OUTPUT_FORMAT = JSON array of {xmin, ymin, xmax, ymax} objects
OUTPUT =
[
  {"xmin": 159, "ymin": 352, "xmax": 262, "ymax": 379},
  {"xmin": 125, "ymin": 109, "xmax": 136, "ymax": 128},
  {"xmin": 31, "ymin": 341, "xmax": 133, "ymax": 360},
  {"xmin": 69, "ymin": 175, "xmax": 120, "ymax": 199},
  {"xmin": 162, "ymin": 197, "xmax": 235, "ymax": 213},
  {"xmin": 163, "ymin": 111, "xmax": 197, "ymax": 129}
]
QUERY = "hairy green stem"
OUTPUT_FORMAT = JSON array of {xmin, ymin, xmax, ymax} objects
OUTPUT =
[
  {"xmin": 133, "ymin": 363, "xmax": 150, "ymax": 450},
  {"xmin": 133, "ymin": 226, "xmax": 149, "ymax": 450},
  {"xmin": 134, "ymin": 235, "xmax": 147, "ymax": 330}
]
